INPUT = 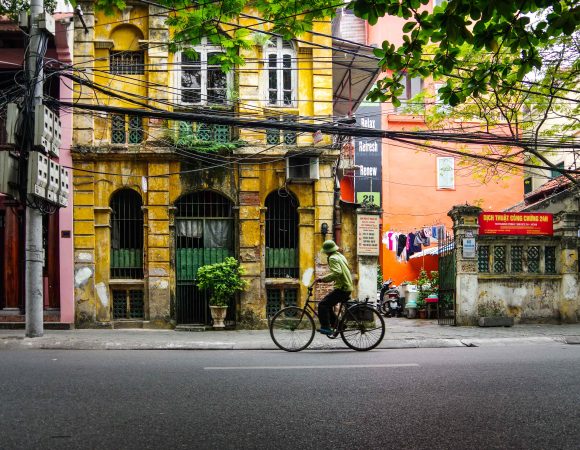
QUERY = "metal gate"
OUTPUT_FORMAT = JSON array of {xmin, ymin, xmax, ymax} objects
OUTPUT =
[
  {"xmin": 174, "ymin": 191, "xmax": 235, "ymax": 325},
  {"xmin": 437, "ymin": 230, "xmax": 456, "ymax": 325}
]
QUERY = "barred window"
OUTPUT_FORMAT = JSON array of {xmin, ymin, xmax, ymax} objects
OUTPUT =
[
  {"xmin": 110, "ymin": 189, "xmax": 144, "ymax": 279},
  {"xmin": 110, "ymin": 51, "xmax": 145, "ymax": 75},
  {"xmin": 478, "ymin": 244, "xmax": 558, "ymax": 275},
  {"xmin": 265, "ymin": 115, "xmax": 296, "ymax": 145}
]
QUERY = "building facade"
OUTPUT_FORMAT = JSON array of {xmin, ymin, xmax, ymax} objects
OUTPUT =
[{"xmin": 71, "ymin": 2, "xmax": 360, "ymax": 328}]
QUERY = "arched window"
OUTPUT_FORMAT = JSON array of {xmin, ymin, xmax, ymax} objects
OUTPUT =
[
  {"xmin": 110, "ymin": 189, "xmax": 143, "ymax": 279},
  {"xmin": 264, "ymin": 37, "xmax": 296, "ymax": 106},
  {"xmin": 265, "ymin": 190, "xmax": 299, "ymax": 278},
  {"xmin": 174, "ymin": 191, "xmax": 235, "ymax": 325}
]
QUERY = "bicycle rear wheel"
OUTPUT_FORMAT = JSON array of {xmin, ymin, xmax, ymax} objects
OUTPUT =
[
  {"xmin": 340, "ymin": 304, "xmax": 385, "ymax": 351},
  {"xmin": 270, "ymin": 307, "xmax": 315, "ymax": 352}
]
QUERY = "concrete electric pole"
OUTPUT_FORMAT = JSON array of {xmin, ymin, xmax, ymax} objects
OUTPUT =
[{"xmin": 25, "ymin": 0, "xmax": 46, "ymax": 337}]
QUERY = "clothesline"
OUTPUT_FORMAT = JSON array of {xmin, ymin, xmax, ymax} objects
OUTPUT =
[{"xmin": 382, "ymin": 225, "xmax": 449, "ymax": 263}]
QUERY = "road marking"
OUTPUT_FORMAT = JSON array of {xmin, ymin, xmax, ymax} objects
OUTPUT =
[{"xmin": 204, "ymin": 363, "xmax": 419, "ymax": 370}]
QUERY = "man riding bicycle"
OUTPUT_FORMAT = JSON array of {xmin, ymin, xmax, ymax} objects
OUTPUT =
[{"xmin": 315, "ymin": 240, "xmax": 353, "ymax": 335}]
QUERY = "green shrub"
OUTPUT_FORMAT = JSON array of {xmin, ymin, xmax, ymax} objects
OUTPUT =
[{"xmin": 196, "ymin": 257, "xmax": 248, "ymax": 307}]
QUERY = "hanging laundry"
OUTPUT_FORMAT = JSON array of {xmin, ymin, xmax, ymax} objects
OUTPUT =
[{"xmin": 396, "ymin": 234, "xmax": 407, "ymax": 257}]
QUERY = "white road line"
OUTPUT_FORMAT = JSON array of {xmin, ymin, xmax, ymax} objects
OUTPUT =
[{"xmin": 204, "ymin": 364, "xmax": 419, "ymax": 370}]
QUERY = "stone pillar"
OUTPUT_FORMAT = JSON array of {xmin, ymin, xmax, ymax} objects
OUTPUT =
[
  {"xmin": 448, "ymin": 205, "xmax": 482, "ymax": 326},
  {"xmin": 356, "ymin": 208, "xmax": 381, "ymax": 302},
  {"xmin": 93, "ymin": 206, "xmax": 111, "ymax": 323},
  {"xmin": 298, "ymin": 207, "xmax": 315, "ymax": 304},
  {"xmin": 554, "ymin": 211, "xmax": 580, "ymax": 323},
  {"xmin": 147, "ymin": 163, "xmax": 171, "ymax": 327},
  {"xmin": 73, "ymin": 163, "xmax": 97, "ymax": 326},
  {"xmin": 238, "ymin": 166, "xmax": 263, "ymax": 319}
]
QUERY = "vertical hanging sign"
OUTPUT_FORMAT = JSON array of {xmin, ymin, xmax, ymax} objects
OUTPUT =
[{"xmin": 354, "ymin": 104, "xmax": 382, "ymax": 207}]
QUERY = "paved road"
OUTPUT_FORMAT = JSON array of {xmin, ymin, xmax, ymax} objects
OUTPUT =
[{"xmin": 1, "ymin": 345, "xmax": 579, "ymax": 449}]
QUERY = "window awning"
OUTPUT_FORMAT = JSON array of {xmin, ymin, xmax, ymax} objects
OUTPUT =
[{"xmin": 332, "ymin": 40, "xmax": 380, "ymax": 117}]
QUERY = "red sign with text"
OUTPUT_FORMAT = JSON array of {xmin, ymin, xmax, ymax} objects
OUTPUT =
[{"xmin": 479, "ymin": 212, "xmax": 553, "ymax": 236}]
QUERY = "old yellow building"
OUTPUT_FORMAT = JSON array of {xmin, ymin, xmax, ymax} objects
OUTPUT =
[{"xmin": 71, "ymin": 2, "xmax": 361, "ymax": 328}]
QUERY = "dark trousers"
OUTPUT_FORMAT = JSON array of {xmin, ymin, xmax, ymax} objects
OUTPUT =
[{"xmin": 318, "ymin": 289, "xmax": 351, "ymax": 329}]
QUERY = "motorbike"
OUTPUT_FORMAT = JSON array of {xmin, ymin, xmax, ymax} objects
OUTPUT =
[{"xmin": 379, "ymin": 279, "xmax": 404, "ymax": 317}]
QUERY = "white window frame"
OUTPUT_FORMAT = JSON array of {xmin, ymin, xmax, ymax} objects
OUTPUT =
[
  {"xmin": 175, "ymin": 37, "xmax": 231, "ymax": 106},
  {"xmin": 437, "ymin": 157, "xmax": 455, "ymax": 189},
  {"xmin": 264, "ymin": 37, "xmax": 297, "ymax": 107}
]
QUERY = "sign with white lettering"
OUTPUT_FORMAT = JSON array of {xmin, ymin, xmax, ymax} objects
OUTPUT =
[
  {"xmin": 355, "ymin": 105, "xmax": 382, "ymax": 207},
  {"xmin": 357, "ymin": 214, "xmax": 380, "ymax": 256}
]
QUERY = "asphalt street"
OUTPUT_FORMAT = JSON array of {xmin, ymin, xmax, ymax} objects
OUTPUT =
[{"xmin": 1, "ymin": 345, "xmax": 579, "ymax": 449}]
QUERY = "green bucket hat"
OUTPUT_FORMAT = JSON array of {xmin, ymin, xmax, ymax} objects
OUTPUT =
[{"xmin": 321, "ymin": 240, "xmax": 339, "ymax": 254}]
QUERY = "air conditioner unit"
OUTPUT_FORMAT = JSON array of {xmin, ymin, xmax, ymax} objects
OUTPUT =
[{"xmin": 286, "ymin": 156, "xmax": 319, "ymax": 182}]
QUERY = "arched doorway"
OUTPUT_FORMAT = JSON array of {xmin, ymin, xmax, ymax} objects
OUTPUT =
[
  {"xmin": 174, "ymin": 191, "xmax": 235, "ymax": 325},
  {"xmin": 110, "ymin": 189, "xmax": 144, "ymax": 320}
]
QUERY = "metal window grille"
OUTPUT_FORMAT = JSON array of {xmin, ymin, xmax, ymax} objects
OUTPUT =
[
  {"xmin": 283, "ymin": 116, "xmax": 297, "ymax": 145},
  {"xmin": 110, "ymin": 189, "xmax": 144, "ymax": 279},
  {"xmin": 493, "ymin": 246, "xmax": 506, "ymax": 273},
  {"xmin": 112, "ymin": 289, "xmax": 144, "ymax": 319},
  {"xmin": 178, "ymin": 121, "xmax": 231, "ymax": 144},
  {"xmin": 266, "ymin": 289, "xmax": 281, "ymax": 317},
  {"xmin": 110, "ymin": 51, "xmax": 145, "ymax": 75},
  {"xmin": 111, "ymin": 115, "xmax": 126, "ymax": 144},
  {"xmin": 266, "ymin": 288, "xmax": 298, "ymax": 317},
  {"xmin": 478, "ymin": 245, "xmax": 489, "ymax": 272},
  {"xmin": 527, "ymin": 246, "xmax": 540, "ymax": 273},
  {"xmin": 545, "ymin": 246, "xmax": 556, "ymax": 274},
  {"xmin": 511, "ymin": 246, "xmax": 523, "ymax": 272},
  {"xmin": 266, "ymin": 117, "xmax": 280, "ymax": 145},
  {"xmin": 175, "ymin": 191, "xmax": 235, "ymax": 325},
  {"xmin": 128, "ymin": 116, "xmax": 143, "ymax": 144},
  {"xmin": 265, "ymin": 191, "xmax": 299, "ymax": 278}
]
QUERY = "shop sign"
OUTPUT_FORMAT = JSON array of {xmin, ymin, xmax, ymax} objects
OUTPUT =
[
  {"xmin": 479, "ymin": 212, "xmax": 553, "ymax": 236},
  {"xmin": 357, "ymin": 214, "xmax": 380, "ymax": 256},
  {"xmin": 354, "ymin": 105, "xmax": 382, "ymax": 207}
]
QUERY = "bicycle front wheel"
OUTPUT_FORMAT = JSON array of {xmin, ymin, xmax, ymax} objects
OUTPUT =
[
  {"xmin": 340, "ymin": 304, "xmax": 385, "ymax": 351},
  {"xmin": 270, "ymin": 307, "xmax": 315, "ymax": 352}
]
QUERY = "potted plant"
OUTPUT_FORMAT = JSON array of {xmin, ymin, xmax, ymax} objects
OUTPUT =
[
  {"xmin": 196, "ymin": 257, "xmax": 248, "ymax": 328},
  {"xmin": 477, "ymin": 300, "xmax": 514, "ymax": 327},
  {"xmin": 416, "ymin": 298, "xmax": 427, "ymax": 319}
]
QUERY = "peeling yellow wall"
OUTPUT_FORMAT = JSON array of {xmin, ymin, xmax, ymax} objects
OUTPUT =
[{"xmin": 72, "ymin": 5, "xmax": 347, "ymax": 327}]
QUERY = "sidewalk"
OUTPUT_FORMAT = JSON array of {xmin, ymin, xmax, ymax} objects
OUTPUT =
[{"xmin": 1, "ymin": 319, "xmax": 579, "ymax": 350}]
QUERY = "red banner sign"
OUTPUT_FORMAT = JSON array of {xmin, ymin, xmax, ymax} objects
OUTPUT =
[{"xmin": 479, "ymin": 212, "xmax": 553, "ymax": 236}]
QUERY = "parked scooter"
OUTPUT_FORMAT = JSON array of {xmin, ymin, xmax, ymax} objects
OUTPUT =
[{"xmin": 379, "ymin": 279, "xmax": 404, "ymax": 317}]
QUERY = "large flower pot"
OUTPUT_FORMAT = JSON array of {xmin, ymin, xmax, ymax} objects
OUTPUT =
[{"xmin": 210, "ymin": 306, "xmax": 228, "ymax": 329}]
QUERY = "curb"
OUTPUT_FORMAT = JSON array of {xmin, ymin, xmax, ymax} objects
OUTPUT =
[{"xmin": 1, "ymin": 335, "xmax": 575, "ymax": 351}]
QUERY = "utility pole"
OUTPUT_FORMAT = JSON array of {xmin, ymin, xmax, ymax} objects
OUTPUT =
[{"xmin": 25, "ymin": 0, "xmax": 46, "ymax": 337}]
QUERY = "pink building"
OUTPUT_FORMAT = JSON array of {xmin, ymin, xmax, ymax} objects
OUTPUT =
[{"xmin": 0, "ymin": 14, "xmax": 75, "ymax": 327}]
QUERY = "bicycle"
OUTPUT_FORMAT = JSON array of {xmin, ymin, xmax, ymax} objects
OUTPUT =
[{"xmin": 269, "ymin": 285, "xmax": 386, "ymax": 352}]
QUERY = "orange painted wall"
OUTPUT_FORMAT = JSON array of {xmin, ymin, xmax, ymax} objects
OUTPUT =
[
  {"xmin": 362, "ymin": 5, "xmax": 524, "ymax": 285},
  {"xmin": 379, "ymin": 114, "xmax": 523, "ymax": 284}
]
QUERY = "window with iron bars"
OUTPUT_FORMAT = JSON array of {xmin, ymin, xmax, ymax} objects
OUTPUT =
[
  {"xmin": 112, "ymin": 289, "xmax": 144, "ymax": 319},
  {"xmin": 266, "ymin": 287, "xmax": 298, "ymax": 317},
  {"xmin": 110, "ymin": 51, "xmax": 145, "ymax": 75},
  {"xmin": 265, "ymin": 191, "xmax": 299, "ymax": 278},
  {"xmin": 110, "ymin": 189, "xmax": 144, "ymax": 279},
  {"xmin": 111, "ymin": 114, "xmax": 143, "ymax": 144},
  {"xmin": 478, "ymin": 244, "xmax": 557, "ymax": 274}
]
